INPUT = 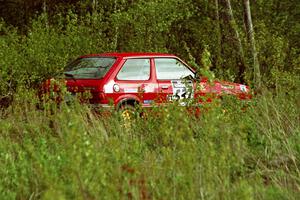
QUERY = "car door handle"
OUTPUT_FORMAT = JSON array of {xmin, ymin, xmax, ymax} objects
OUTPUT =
[{"xmin": 161, "ymin": 85, "xmax": 169, "ymax": 89}]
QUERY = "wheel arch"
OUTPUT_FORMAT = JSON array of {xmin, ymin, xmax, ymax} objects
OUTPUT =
[{"xmin": 116, "ymin": 96, "xmax": 141, "ymax": 110}]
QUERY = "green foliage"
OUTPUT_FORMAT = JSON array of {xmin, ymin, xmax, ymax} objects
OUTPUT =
[
  {"xmin": 111, "ymin": 0, "xmax": 194, "ymax": 52},
  {"xmin": 1, "ymin": 11, "xmax": 112, "ymax": 97},
  {"xmin": 0, "ymin": 1, "xmax": 299, "ymax": 198},
  {"xmin": 0, "ymin": 88, "xmax": 299, "ymax": 199},
  {"xmin": 1, "ymin": 0, "xmax": 299, "ymax": 97}
]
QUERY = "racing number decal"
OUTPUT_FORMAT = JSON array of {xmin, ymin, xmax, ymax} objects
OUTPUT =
[{"xmin": 168, "ymin": 80, "xmax": 194, "ymax": 105}]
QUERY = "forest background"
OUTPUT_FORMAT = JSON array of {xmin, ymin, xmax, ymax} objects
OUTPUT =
[{"xmin": 0, "ymin": 0, "xmax": 299, "ymax": 199}]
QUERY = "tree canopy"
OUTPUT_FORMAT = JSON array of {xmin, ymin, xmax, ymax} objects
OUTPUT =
[{"xmin": 0, "ymin": 0, "xmax": 299, "ymax": 96}]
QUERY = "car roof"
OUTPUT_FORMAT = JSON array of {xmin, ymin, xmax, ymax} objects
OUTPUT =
[{"xmin": 80, "ymin": 52, "xmax": 176, "ymax": 58}]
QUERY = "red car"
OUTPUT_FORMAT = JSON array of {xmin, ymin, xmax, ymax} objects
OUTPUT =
[{"xmin": 42, "ymin": 52, "xmax": 251, "ymax": 113}]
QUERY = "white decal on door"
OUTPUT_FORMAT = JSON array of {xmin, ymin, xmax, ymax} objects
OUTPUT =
[{"xmin": 169, "ymin": 80, "xmax": 194, "ymax": 105}]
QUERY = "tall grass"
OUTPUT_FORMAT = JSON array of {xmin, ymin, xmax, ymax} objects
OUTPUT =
[
  {"xmin": 0, "ymin": 88, "xmax": 299, "ymax": 199},
  {"xmin": 0, "ymin": 9, "xmax": 299, "ymax": 200}
]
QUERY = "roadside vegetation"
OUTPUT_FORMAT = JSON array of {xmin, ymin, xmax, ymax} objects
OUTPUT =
[
  {"xmin": 0, "ymin": 88, "xmax": 299, "ymax": 199},
  {"xmin": 0, "ymin": 0, "xmax": 299, "ymax": 199}
]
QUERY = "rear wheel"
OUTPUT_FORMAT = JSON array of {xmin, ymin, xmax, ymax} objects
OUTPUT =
[{"xmin": 120, "ymin": 104, "xmax": 136, "ymax": 122}]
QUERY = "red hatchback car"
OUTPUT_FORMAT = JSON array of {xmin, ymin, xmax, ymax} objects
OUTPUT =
[{"xmin": 42, "ymin": 52, "xmax": 251, "ymax": 112}]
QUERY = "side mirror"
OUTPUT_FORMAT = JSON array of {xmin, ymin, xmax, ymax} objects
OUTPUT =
[
  {"xmin": 182, "ymin": 74, "xmax": 195, "ymax": 81},
  {"xmin": 194, "ymin": 71, "xmax": 201, "ymax": 81}
]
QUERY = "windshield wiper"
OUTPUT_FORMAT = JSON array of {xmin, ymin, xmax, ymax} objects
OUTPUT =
[
  {"xmin": 64, "ymin": 72, "xmax": 79, "ymax": 83},
  {"xmin": 64, "ymin": 72, "xmax": 74, "ymax": 78}
]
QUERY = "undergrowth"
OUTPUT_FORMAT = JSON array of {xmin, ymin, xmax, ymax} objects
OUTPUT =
[{"xmin": 0, "ymin": 89, "xmax": 299, "ymax": 199}]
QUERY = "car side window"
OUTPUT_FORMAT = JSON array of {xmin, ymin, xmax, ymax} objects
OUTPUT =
[
  {"xmin": 155, "ymin": 58, "xmax": 194, "ymax": 80},
  {"xmin": 116, "ymin": 59, "xmax": 151, "ymax": 80}
]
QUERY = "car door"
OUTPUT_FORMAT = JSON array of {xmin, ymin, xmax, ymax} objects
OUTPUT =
[
  {"xmin": 113, "ymin": 58, "xmax": 158, "ymax": 107},
  {"xmin": 154, "ymin": 57, "xmax": 195, "ymax": 105}
]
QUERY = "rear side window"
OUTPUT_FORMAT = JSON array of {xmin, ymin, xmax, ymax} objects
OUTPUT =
[
  {"xmin": 65, "ymin": 57, "xmax": 116, "ymax": 79},
  {"xmin": 155, "ymin": 58, "xmax": 194, "ymax": 80},
  {"xmin": 117, "ymin": 59, "xmax": 150, "ymax": 80}
]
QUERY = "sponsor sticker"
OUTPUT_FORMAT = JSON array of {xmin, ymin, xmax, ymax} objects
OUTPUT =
[
  {"xmin": 143, "ymin": 100, "xmax": 153, "ymax": 104},
  {"xmin": 144, "ymin": 85, "xmax": 155, "ymax": 93},
  {"xmin": 124, "ymin": 88, "xmax": 138, "ymax": 93},
  {"xmin": 221, "ymin": 84, "xmax": 234, "ymax": 89},
  {"xmin": 240, "ymin": 85, "xmax": 247, "ymax": 92},
  {"xmin": 104, "ymin": 80, "xmax": 115, "ymax": 93}
]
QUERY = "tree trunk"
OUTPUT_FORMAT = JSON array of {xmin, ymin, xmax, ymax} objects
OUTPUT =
[
  {"xmin": 243, "ymin": 0, "xmax": 261, "ymax": 88},
  {"xmin": 42, "ymin": 0, "xmax": 47, "ymax": 13},
  {"xmin": 91, "ymin": 0, "xmax": 96, "ymax": 14},
  {"xmin": 113, "ymin": 0, "xmax": 119, "ymax": 50},
  {"xmin": 214, "ymin": 0, "xmax": 222, "ymax": 70},
  {"xmin": 224, "ymin": 0, "xmax": 246, "ymax": 83}
]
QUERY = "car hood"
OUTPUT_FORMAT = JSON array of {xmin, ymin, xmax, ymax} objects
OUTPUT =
[{"xmin": 197, "ymin": 78, "xmax": 252, "ymax": 99}]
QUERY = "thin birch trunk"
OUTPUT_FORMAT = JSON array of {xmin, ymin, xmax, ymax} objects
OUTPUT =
[
  {"xmin": 42, "ymin": 0, "xmax": 47, "ymax": 13},
  {"xmin": 243, "ymin": 0, "xmax": 261, "ymax": 88},
  {"xmin": 91, "ymin": 0, "xmax": 96, "ymax": 14},
  {"xmin": 113, "ymin": 0, "xmax": 119, "ymax": 50},
  {"xmin": 224, "ymin": 0, "xmax": 246, "ymax": 82},
  {"xmin": 42, "ymin": 0, "xmax": 48, "ymax": 28},
  {"xmin": 215, "ymin": 0, "xmax": 222, "ymax": 70}
]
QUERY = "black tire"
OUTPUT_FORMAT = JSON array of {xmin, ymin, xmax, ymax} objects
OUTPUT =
[{"xmin": 120, "ymin": 104, "xmax": 137, "ymax": 121}]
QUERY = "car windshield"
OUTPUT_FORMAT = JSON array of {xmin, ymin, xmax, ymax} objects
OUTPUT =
[{"xmin": 65, "ymin": 57, "xmax": 116, "ymax": 79}]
